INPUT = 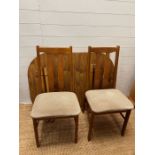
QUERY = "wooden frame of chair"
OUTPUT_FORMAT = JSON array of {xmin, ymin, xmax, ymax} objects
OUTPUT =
[
  {"xmin": 32, "ymin": 46, "xmax": 79, "ymax": 147},
  {"xmin": 86, "ymin": 46, "xmax": 132, "ymax": 141}
]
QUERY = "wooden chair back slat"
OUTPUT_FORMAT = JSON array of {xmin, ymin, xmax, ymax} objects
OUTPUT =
[
  {"xmin": 69, "ymin": 50, "xmax": 73, "ymax": 91},
  {"xmin": 36, "ymin": 46, "xmax": 73, "ymax": 93},
  {"xmin": 94, "ymin": 53, "xmax": 101, "ymax": 89},
  {"xmin": 102, "ymin": 55, "xmax": 113, "ymax": 88},
  {"xmin": 113, "ymin": 48, "xmax": 120, "ymax": 87},
  {"xmin": 45, "ymin": 54, "xmax": 54, "ymax": 91},
  {"xmin": 40, "ymin": 69, "xmax": 46, "ymax": 92},
  {"xmin": 43, "ymin": 67, "xmax": 49, "ymax": 92},
  {"xmin": 58, "ymin": 54, "xmax": 64, "ymax": 90},
  {"xmin": 88, "ymin": 46, "xmax": 120, "ymax": 89}
]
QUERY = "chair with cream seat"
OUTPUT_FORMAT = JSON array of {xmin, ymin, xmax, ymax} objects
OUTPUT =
[
  {"xmin": 31, "ymin": 46, "xmax": 81, "ymax": 147},
  {"xmin": 85, "ymin": 46, "xmax": 134, "ymax": 141}
]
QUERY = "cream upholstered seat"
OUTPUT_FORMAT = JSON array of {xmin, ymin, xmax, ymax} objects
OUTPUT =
[
  {"xmin": 85, "ymin": 89, "xmax": 134, "ymax": 113},
  {"xmin": 31, "ymin": 92, "xmax": 81, "ymax": 118}
]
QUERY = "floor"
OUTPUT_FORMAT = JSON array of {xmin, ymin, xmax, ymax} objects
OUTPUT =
[{"xmin": 19, "ymin": 104, "xmax": 135, "ymax": 155}]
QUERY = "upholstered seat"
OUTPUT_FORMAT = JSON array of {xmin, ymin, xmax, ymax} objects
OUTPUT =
[
  {"xmin": 85, "ymin": 89, "xmax": 134, "ymax": 113},
  {"xmin": 31, "ymin": 92, "xmax": 81, "ymax": 118}
]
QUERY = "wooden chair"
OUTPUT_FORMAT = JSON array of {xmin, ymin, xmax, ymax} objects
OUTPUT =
[
  {"xmin": 31, "ymin": 46, "xmax": 81, "ymax": 147},
  {"xmin": 85, "ymin": 46, "xmax": 134, "ymax": 141}
]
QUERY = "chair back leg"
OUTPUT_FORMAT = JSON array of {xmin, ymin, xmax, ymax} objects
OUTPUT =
[
  {"xmin": 121, "ymin": 110, "xmax": 131, "ymax": 136},
  {"xmin": 74, "ymin": 116, "xmax": 79, "ymax": 143},
  {"xmin": 32, "ymin": 119, "xmax": 40, "ymax": 147},
  {"xmin": 88, "ymin": 113, "xmax": 94, "ymax": 141}
]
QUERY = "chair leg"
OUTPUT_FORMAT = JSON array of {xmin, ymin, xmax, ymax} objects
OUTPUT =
[
  {"xmin": 82, "ymin": 99, "xmax": 86, "ymax": 113},
  {"xmin": 32, "ymin": 119, "xmax": 40, "ymax": 147},
  {"xmin": 74, "ymin": 116, "xmax": 79, "ymax": 143},
  {"xmin": 85, "ymin": 100, "xmax": 89, "ymax": 113},
  {"xmin": 83, "ymin": 97, "xmax": 88, "ymax": 112},
  {"xmin": 88, "ymin": 113, "xmax": 94, "ymax": 141},
  {"xmin": 86, "ymin": 103, "xmax": 91, "ymax": 119},
  {"xmin": 121, "ymin": 110, "xmax": 131, "ymax": 136}
]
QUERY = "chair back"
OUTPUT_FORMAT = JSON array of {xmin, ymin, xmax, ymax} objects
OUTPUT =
[
  {"xmin": 36, "ymin": 46, "xmax": 73, "ymax": 92},
  {"xmin": 87, "ymin": 46, "xmax": 120, "ymax": 89}
]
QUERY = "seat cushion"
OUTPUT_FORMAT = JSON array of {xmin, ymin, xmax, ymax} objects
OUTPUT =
[
  {"xmin": 85, "ymin": 89, "xmax": 134, "ymax": 113},
  {"xmin": 31, "ymin": 92, "xmax": 81, "ymax": 118}
]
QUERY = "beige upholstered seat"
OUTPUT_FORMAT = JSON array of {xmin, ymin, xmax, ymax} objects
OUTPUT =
[
  {"xmin": 85, "ymin": 89, "xmax": 134, "ymax": 113},
  {"xmin": 31, "ymin": 92, "xmax": 81, "ymax": 118}
]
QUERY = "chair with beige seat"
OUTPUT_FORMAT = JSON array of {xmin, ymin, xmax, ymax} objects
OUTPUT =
[
  {"xmin": 85, "ymin": 46, "xmax": 134, "ymax": 141},
  {"xmin": 31, "ymin": 46, "xmax": 81, "ymax": 147}
]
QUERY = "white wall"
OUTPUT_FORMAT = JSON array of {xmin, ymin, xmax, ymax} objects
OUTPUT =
[{"xmin": 19, "ymin": 0, "xmax": 135, "ymax": 103}]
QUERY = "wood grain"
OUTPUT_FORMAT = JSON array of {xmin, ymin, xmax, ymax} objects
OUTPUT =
[
  {"xmin": 28, "ymin": 52, "xmax": 117, "ymax": 110},
  {"xmin": 58, "ymin": 55, "xmax": 64, "ymax": 90},
  {"xmin": 88, "ymin": 46, "xmax": 120, "ymax": 90}
]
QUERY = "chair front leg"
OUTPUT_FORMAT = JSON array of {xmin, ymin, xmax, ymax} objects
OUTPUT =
[
  {"xmin": 88, "ymin": 112, "xmax": 94, "ymax": 141},
  {"xmin": 74, "ymin": 116, "xmax": 79, "ymax": 143},
  {"xmin": 32, "ymin": 119, "xmax": 40, "ymax": 147},
  {"xmin": 121, "ymin": 110, "xmax": 131, "ymax": 136}
]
